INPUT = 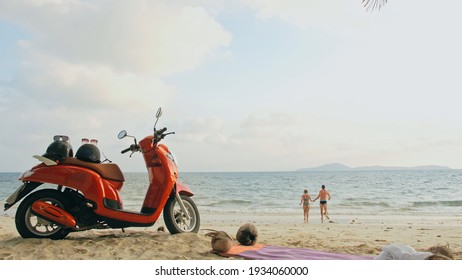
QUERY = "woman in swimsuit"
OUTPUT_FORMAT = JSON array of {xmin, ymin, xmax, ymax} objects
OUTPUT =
[{"xmin": 299, "ymin": 189, "xmax": 312, "ymax": 223}]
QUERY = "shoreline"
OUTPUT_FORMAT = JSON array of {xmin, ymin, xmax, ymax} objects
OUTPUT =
[{"xmin": 1, "ymin": 213, "xmax": 461, "ymax": 260}]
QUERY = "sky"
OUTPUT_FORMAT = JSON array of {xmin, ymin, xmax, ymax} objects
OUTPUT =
[{"xmin": 1, "ymin": 0, "xmax": 462, "ymax": 172}]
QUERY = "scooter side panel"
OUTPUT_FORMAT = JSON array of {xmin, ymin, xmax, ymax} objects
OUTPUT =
[
  {"xmin": 22, "ymin": 165, "xmax": 130, "ymax": 218},
  {"xmin": 21, "ymin": 165, "xmax": 116, "ymax": 208},
  {"xmin": 141, "ymin": 144, "xmax": 177, "ymax": 217}
]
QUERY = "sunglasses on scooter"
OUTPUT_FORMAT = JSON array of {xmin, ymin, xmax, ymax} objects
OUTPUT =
[
  {"xmin": 53, "ymin": 135, "xmax": 70, "ymax": 142},
  {"xmin": 81, "ymin": 138, "xmax": 98, "ymax": 145}
]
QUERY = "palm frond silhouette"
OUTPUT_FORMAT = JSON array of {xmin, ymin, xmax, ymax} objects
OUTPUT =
[{"xmin": 362, "ymin": 0, "xmax": 388, "ymax": 12}]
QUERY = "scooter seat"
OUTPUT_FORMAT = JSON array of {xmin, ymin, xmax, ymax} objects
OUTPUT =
[{"xmin": 61, "ymin": 157, "xmax": 125, "ymax": 182}]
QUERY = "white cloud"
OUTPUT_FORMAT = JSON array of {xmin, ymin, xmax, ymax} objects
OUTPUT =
[
  {"xmin": 0, "ymin": 0, "xmax": 232, "ymax": 111},
  {"xmin": 0, "ymin": 0, "xmax": 233, "ymax": 171},
  {"xmin": 1, "ymin": 0, "xmax": 232, "ymax": 76},
  {"xmin": 243, "ymin": 0, "xmax": 369, "ymax": 34},
  {"xmin": 0, "ymin": 0, "xmax": 234, "ymax": 121},
  {"xmin": 16, "ymin": 53, "xmax": 176, "ymax": 111},
  {"xmin": 2, "ymin": 0, "xmax": 462, "ymax": 171},
  {"xmin": 173, "ymin": 116, "xmax": 239, "ymax": 146}
]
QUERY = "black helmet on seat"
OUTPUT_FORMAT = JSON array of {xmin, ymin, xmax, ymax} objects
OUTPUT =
[
  {"xmin": 76, "ymin": 143, "xmax": 101, "ymax": 163},
  {"xmin": 43, "ymin": 140, "xmax": 73, "ymax": 162}
]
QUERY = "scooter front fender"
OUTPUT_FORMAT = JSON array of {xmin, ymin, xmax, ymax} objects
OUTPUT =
[{"xmin": 175, "ymin": 181, "xmax": 194, "ymax": 196}]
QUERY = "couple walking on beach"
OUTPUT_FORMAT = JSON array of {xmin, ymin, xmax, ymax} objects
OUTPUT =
[{"xmin": 299, "ymin": 185, "xmax": 331, "ymax": 223}]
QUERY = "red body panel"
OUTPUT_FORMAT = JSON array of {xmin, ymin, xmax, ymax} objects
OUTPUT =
[
  {"xmin": 25, "ymin": 163, "xmax": 122, "ymax": 206},
  {"xmin": 20, "ymin": 134, "xmax": 190, "ymax": 225}
]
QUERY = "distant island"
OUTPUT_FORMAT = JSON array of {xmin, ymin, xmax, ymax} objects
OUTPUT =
[{"xmin": 297, "ymin": 163, "xmax": 452, "ymax": 172}]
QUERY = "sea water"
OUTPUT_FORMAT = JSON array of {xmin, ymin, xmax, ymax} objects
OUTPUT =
[{"xmin": 1, "ymin": 170, "xmax": 461, "ymax": 218}]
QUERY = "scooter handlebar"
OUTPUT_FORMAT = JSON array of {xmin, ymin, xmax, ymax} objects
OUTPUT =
[
  {"xmin": 121, "ymin": 144, "xmax": 139, "ymax": 154},
  {"xmin": 121, "ymin": 147, "xmax": 131, "ymax": 154},
  {"xmin": 153, "ymin": 127, "xmax": 168, "ymax": 143},
  {"xmin": 156, "ymin": 127, "xmax": 167, "ymax": 135}
]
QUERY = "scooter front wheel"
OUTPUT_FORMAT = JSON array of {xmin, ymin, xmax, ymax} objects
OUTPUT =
[
  {"xmin": 163, "ymin": 194, "xmax": 200, "ymax": 234},
  {"xmin": 15, "ymin": 189, "xmax": 72, "ymax": 240}
]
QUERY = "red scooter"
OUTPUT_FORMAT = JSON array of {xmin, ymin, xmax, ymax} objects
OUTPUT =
[{"xmin": 4, "ymin": 108, "xmax": 200, "ymax": 239}]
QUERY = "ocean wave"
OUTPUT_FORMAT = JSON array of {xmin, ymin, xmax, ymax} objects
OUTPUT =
[
  {"xmin": 338, "ymin": 201, "xmax": 391, "ymax": 208},
  {"xmin": 412, "ymin": 200, "xmax": 462, "ymax": 207},
  {"xmin": 201, "ymin": 199, "xmax": 253, "ymax": 207}
]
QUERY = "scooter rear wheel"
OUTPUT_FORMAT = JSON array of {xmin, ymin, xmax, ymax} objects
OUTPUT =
[
  {"xmin": 163, "ymin": 194, "xmax": 200, "ymax": 234},
  {"xmin": 15, "ymin": 189, "xmax": 72, "ymax": 240}
]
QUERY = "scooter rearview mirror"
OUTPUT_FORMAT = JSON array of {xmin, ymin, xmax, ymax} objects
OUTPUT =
[
  {"xmin": 118, "ymin": 130, "xmax": 127, "ymax": 139},
  {"xmin": 156, "ymin": 107, "xmax": 162, "ymax": 118},
  {"xmin": 153, "ymin": 107, "xmax": 162, "ymax": 131}
]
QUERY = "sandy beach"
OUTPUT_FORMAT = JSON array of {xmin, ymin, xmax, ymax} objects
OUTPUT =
[{"xmin": 1, "ymin": 213, "xmax": 461, "ymax": 260}]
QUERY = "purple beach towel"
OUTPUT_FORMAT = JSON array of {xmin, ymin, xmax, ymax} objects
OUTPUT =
[{"xmin": 222, "ymin": 244, "xmax": 373, "ymax": 260}]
